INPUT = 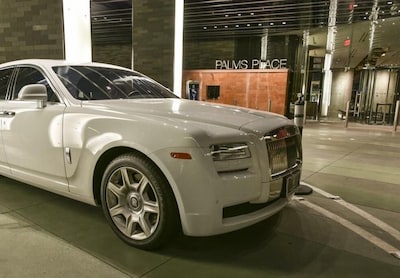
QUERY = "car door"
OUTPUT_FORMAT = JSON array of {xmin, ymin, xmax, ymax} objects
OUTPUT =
[
  {"xmin": 0, "ymin": 66, "xmax": 69, "ymax": 192},
  {"xmin": 0, "ymin": 67, "xmax": 13, "ymax": 175}
]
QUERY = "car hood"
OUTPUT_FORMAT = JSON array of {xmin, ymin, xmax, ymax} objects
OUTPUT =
[{"xmin": 82, "ymin": 98, "xmax": 293, "ymax": 136}]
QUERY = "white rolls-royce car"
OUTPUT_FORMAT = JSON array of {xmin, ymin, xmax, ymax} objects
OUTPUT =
[{"xmin": 0, "ymin": 59, "xmax": 302, "ymax": 249}]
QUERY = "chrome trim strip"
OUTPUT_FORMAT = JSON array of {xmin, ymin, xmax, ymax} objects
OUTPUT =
[
  {"xmin": 207, "ymin": 145, "xmax": 249, "ymax": 156},
  {"xmin": 271, "ymin": 160, "xmax": 302, "ymax": 179}
]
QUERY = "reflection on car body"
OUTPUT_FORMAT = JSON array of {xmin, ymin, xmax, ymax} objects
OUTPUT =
[{"xmin": 0, "ymin": 59, "xmax": 302, "ymax": 249}]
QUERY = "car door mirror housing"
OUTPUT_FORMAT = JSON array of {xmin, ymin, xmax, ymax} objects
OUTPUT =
[{"xmin": 17, "ymin": 84, "xmax": 47, "ymax": 108}]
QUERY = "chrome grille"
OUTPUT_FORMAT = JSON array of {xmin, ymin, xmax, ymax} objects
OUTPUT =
[{"xmin": 265, "ymin": 126, "xmax": 301, "ymax": 177}]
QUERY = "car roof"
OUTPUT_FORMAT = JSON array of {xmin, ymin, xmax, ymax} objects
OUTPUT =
[{"xmin": 0, "ymin": 59, "xmax": 130, "ymax": 71}]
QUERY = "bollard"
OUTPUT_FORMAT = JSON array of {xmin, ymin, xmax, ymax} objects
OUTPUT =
[
  {"xmin": 293, "ymin": 93, "xmax": 313, "ymax": 196},
  {"xmin": 294, "ymin": 93, "xmax": 305, "ymax": 135},
  {"xmin": 344, "ymin": 100, "xmax": 350, "ymax": 128}
]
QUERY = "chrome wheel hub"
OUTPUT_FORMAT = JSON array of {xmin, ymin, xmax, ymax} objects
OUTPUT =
[
  {"xmin": 105, "ymin": 166, "xmax": 160, "ymax": 241},
  {"xmin": 128, "ymin": 193, "xmax": 142, "ymax": 212}
]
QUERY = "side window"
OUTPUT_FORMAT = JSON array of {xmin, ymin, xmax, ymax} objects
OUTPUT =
[
  {"xmin": 0, "ymin": 68, "xmax": 13, "ymax": 100},
  {"xmin": 14, "ymin": 67, "xmax": 59, "ymax": 102}
]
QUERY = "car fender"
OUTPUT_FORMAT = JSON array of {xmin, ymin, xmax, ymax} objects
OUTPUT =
[{"xmin": 63, "ymin": 110, "xmax": 202, "ymax": 204}]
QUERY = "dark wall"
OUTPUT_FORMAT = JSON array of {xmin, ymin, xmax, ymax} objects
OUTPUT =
[
  {"xmin": 0, "ymin": 0, "xmax": 64, "ymax": 63},
  {"xmin": 267, "ymin": 35, "xmax": 299, "ymax": 71},
  {"xmin": 235, "ymin": 37, "xmax": 261, "ymax": 62},
  {"xmin": 184, "ymin": 38, "xmax": 235, "ymax": 69},
  {"xmin": 92, "ymin": 44, "xmax": 132, "ymax": 69},
  {"xmin": 132, "ymin": 0, "xmax": 175, "ymax": 89}
]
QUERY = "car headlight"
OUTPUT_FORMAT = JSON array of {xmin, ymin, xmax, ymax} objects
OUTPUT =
[{"xmin": 209, "ymin": 143, "xmax": 250, "ymax": 161}]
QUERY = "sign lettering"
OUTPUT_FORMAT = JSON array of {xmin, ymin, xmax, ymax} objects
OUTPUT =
[{"xmin": 215, "ymin": 59, "xmax": 287, "ymax": 70}]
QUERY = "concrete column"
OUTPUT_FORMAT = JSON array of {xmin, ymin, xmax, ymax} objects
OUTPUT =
[
  {"xmin": 62, "ymin": 0, "xmax": 91, "ymax": 62},
  {"xmin": 321, "ymin": 0, "xmax": 337, "ymax": 117},
  {"xmin": 301, "ymin": 30, "xmax": 310, "ymax": 96},
  {"xmin": 260, "ymin": 30, "xmax": 268, "ymax": 69},
  {"xmin": 367, "ymin": 0, "xmax": 379, "ymax": 65},
  {"xmin": 173, "ymin": 0, "xmax": 184, "ymax": 96}
]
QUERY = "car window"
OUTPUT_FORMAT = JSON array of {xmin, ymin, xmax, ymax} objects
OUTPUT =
[
  {"xmin": 0, "ymin": 68, "xmax": 13, "ymax": 100},
  {"xmin": 13, "ymin": 67, "xmax": 59, "ymax": 102},
  {"xmin": 53, "ymin": 66, "xmax": 178, "ymax": 100}
]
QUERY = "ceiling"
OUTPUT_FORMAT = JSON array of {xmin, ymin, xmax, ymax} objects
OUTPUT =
[
  {"xmin": 183, "ymin": 0, "xmax": 399, "ymax": 37},
  {"xmin": 90, "ymin": 0, "xmax": 400, "ymax": 69}
]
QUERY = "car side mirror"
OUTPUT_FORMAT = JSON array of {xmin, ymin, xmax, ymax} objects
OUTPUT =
[{"xmin": 17, "ymin": 84, "xmax": 47, "ymax": 108}]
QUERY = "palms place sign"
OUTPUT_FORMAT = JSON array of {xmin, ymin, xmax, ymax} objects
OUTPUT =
[{"xmin": 215, "ymin": 59, "xmax": 288, "ymax": 70}]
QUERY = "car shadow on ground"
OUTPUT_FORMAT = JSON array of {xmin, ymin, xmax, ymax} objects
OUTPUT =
[
  {"xmin": 4, "ymin": 177, "xmax": 388, "ymax": 277},
  {"xmin": 162, "ymin": 212, "xmax": 282, "ymax": 257}
]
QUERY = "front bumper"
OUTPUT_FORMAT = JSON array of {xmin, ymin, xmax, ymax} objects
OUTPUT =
[{"xmin": 149, "ymin": 142, "xmax": 301, "ymax": 237}]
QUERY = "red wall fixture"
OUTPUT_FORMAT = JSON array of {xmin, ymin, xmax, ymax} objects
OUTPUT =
[{"xmin": 182, "ymin": 69, "xmax": 289, "ymax": 115}]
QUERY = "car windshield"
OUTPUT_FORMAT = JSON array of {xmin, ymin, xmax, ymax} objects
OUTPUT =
[{"xmin": 53, "ymin": 65, "xmax": 178, "ymax": 100}]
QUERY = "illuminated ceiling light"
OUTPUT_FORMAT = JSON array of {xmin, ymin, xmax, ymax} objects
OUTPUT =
[
  {"xmin": 238, "ymin": 13, "xmax": 241, "ymax": 16},
  {"xmin": 235, "ymin": 24, "xmax": 239, "ymax": 27},
  {"xmin": 258, "ymin": 23, "xmax": 262, "ymax": 26},
  {"xmin": 282, "ymin": 21, "xmax": 287, "ymax": 25},
  {"xmin": 203, "ymin": 26, "xmax": 207, "ymax": 30},
  {"xmin": 225, "ymin": 14, "xmax": 229, "ymax": 17},
  {"xmin": 388, "ymin": 1, "xmax": 393, "ymax": 4},
  {"xmin": 247, "ymin": 23, "xmax": 251, "ymax": 27},
  {"xmin": 250, "ymin": 12, "xmax": 255, "ymax": 15},
  {"xmin": 270, "ymin": 22, "xmax": 274, "ymax": 26},
  {"xmin": 224, "ymin": 25, "xmax": 228, "ymax": 28},
  {"xmin": 214, "ymin": 25, "xmax": 217, "ymax": 29}
]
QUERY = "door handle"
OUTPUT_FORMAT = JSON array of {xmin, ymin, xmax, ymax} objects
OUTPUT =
[{"xmin": 0, "ymin": 111, "xmax": 16, "ymax": 116}]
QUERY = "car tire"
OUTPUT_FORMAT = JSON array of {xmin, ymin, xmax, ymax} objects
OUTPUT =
[{"xmin": 100, "ymin": 153, "xmax": 178, "ymax": 250}]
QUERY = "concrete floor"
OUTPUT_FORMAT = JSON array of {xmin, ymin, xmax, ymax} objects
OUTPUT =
[{"xmin": 0, "ymin": 121, "xmax": 400, "ymax": 277}]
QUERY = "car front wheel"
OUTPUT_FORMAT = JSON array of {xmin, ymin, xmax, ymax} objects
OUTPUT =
[{"xmin": 100, "ymin": 153, "xmax": 178, "ymax": 249}]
